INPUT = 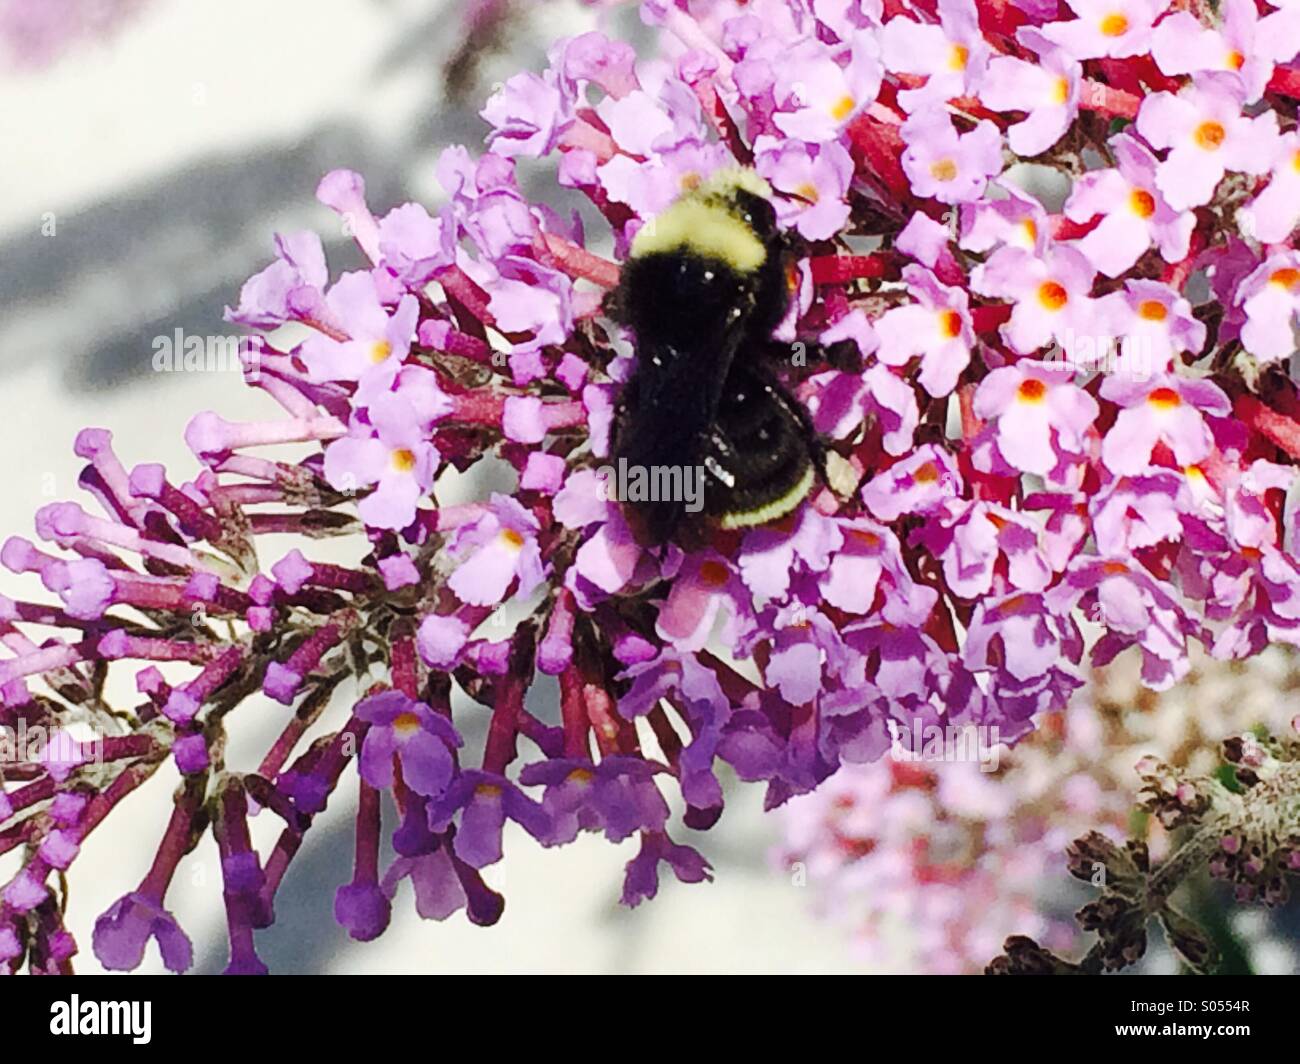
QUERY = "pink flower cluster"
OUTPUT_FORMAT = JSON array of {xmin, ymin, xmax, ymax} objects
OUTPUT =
[{"xmin": 8, "ymin": 0, "xmax": 1300, "ymax": 973}]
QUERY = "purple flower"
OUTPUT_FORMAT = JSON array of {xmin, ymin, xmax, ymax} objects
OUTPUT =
[
  {"xmin": 334, "ymin": 882, "xmax": 391, "ymax": 943},
  {"xmin": 1151, "ymin": 0, "xmax": 1297, "ymax": 104},
  {"xmin": 518, "ymin": 757, "xmax": 669, "ymax": 844},
  {"xmin": 1236, "ymin": 253, "xmax": 1300, "ymax": 363},
  {"xmin": 427, "ymin": 771, "xmax": 551, "ymax": 869},
  {"xmin": 621, "ymin": 831, "xmax": 712, "ymax": 907},
  {"xmin": 882, "ymin": 0, "xmax": 989, "ymax": 111},
  {"xmin": 92, "ymin": 892, "xmax": 193, "ymax": 974},
  {"xmin": 355, "ymin": 690, "xmax": 463, "ymax": 798},
  {"xmin": 301, "ymin": 270, "xmax": 419, "ymax": 389},
  {"xmin": 769, "ymin": 36, "xmax": 882, "ymax": 143},
  {"xmin": 971, "ymin": 244, "xmax": 1104, "ymax": 357},
  {"xmin": 753, "ymin": 136, "xmax": 854, "ymax": 241},
  {"xmin": 979, "ymin": 30, "xmax": 1079, "ymax": 155},
  {"xmin": 323, "ymin": 393, "xmax": 441, "ymax": 531},
  {"xmin": 225, "ymin": 230, "xmax": 328, "ymax": 328},
  {"xmin": 446, "ymin": 494, "xmax": 546, "ymax": 607}
]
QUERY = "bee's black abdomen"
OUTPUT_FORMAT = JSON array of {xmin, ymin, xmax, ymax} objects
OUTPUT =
[{"xmin": 701, "ymin": 366, "xmax": 817, "ymax": 530}]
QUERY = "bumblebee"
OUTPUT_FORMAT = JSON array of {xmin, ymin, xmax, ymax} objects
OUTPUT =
[{"xmin": 606, "ymin": 167, "xmax": 849, "ymax": 546}]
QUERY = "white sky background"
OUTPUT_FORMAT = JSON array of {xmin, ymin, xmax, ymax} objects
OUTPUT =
[{"xmin": 0, "ymin": 0, "xmax": 859, "ymax": 974}]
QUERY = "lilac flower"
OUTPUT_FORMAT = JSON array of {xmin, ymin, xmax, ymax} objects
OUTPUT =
[
  {"xmin": 860, "ymin": 444, "xmax": 963, "ymax": 521},
  {"xmin": 323, "ymin": 397, "xmax": 440, "ymax": 532},
  {"xmin": 481, "ymin": 70, "xmax": 572, "ymax": 158},
  {"xmin": 445, "ymin": 494, "xmax": 546, "ymax": 606},
  {"xmin": 1099, "ymin": 373, "xmax": 1232, "ymax": 475},
  {"xmin": 1063, "ymin": 132, "xmax": 1194, "ymax": 277},
  {"xmin": 900, "ymin": 108, "xmax": 1003, "ymax": 204},
  {"xmin": 769, "ymin": 36, "xmax": 882, "ymax": 142},
  {"xmin": 1099, "ymin": 280, "xmax": 1206, "ymax": 372},
  {"xmin": 754, "ymin": 136, "xmax": 854, "ymax": 240},
  {"xmin": 881, "ymin": 0, "xmax": 989, "ymax": 111},
  {"xmin": 1040, "ymin": 0, "xmax": 1168, "ymax": 60},
  {"xmin": 973, "ymin": 361, "xmax": 1099, "ymax": 477},
  {"xmin": 972, "ymin": 244, "xmax": 1106, "ymax": 358},
  {"xmin": 1235, "ymin": 253, "xmax": 1300, "ymax": 363},
  {"xmin": 1136, "ymin": 74, "xmax": 1280, "ymax": 211},
  {"xmin": 1240, "ymin": 131, "xmax": 1300, "ymax": 245},
  {"xmin": 1151, "ymin": 0, "xmax": 1298, "ymax": 104},
  {"xmin": 301, "ymin": 271, "xmax": 419, "ymax": 389},
  {"xmin": 874, "ymin": 265, "xmax": 974, "ymax": 396},
  {"xmin": 226, "ymin": 231, "xmax": 329, "ymax": 329},
  {"xmin": 979, "ymin": 31, "xmax": 1080, "ymax": 156}
]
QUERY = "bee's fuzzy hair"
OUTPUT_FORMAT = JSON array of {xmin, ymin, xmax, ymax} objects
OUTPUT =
[
  {"xmin": 627, "ymin": 166, "xmax": 773, "ymax": 274},
  {"xmin": 695, "ymin": 165, "xmax": 774, "ymax": 204}
]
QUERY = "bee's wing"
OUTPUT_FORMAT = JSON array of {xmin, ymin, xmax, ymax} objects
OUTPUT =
[
  {"xmin": 700, "ymin": 364, "xmax": 818, "ymax": 530},
  {"xmin": 612, "ymin": 333, "xmax": 744, "ymax": 543}
]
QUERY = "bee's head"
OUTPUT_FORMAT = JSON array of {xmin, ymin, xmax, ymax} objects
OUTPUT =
[{"xmin": 619, "ymin": 165, "xmax": 790, "ymax": 345}]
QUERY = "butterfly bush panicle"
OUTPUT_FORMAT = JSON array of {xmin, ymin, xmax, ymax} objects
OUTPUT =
[{"xmin": 6, "ymin": 0, "xmax": 1300, "ymax": 974}]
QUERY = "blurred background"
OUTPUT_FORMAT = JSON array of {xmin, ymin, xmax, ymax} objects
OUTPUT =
[{"xmin": 0, "ymin": 0, "xmax": 1295, "ymax": 975}]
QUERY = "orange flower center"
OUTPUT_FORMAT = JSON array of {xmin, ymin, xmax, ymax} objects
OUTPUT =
[
  {"xmin": 1270, "ymin": 267, "xmax": 1300, "ymax": 289},
  {"xmin": 1129, "ymin": 188, "xmax": 1156, "ymax": 218},
  {"xmin": 370, "ymin": 339, "xmax": 393, "ymax": 363},
  {"xmin": 914, "ymin": 461, "xmax": 941, "ymax": 484},
  {"xmin": 1052, "ymin": 77, "xmax": 1070, "ymax": 106},
  {"xmin": 393, "ymin": 711, "xmax": 422, "ymax": 737},
  {"xmin": 1037, "ymin": 281, "xmax": 1069, "ymax": 310},
  {"xmin": 390, "ymin": 448, "xmax": 417, "ymax": 472},
  {"xmin": 499, "ymin": 528, "xmax": 525, "ymax": 549},
  {"xmin": 1147, "ymin": 387, "xmax": 1181, "ymax": 409},
  {"xmin": 1194, "ymin": 121, "xmax": 1226, "ymax": 150},
  {"xmin": 1102, "ymin": 561, "xmax": 1129, "ymax": 575},
  {"xmin": 1226, "ymin": 50, "xmax": 1245, "ymax": 71},
  {"xmin": 938, "ymin": 309, "xmax": 962, "ymax": 339},
  {"xmin": 1137, "ymin": 299, "xmax": 1168, "ymax": 321},
  {"xmin": 929, "ymin": 158, "xmax": 959, "ymax": 182},
  {"xmin": 949, "ymin": 44, "xmax": 970, "ymax": 71},
  {"xmin": 830, "ymin": 94, "xmax": 856, "ymax": 120},
  {"xmin": 1017, "ymin": 377, "xmax": 1048, "ymax": 403},
  {"xmin": 1100, "ymin": 12, "xmax": 1129, "ymax": 35}
]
